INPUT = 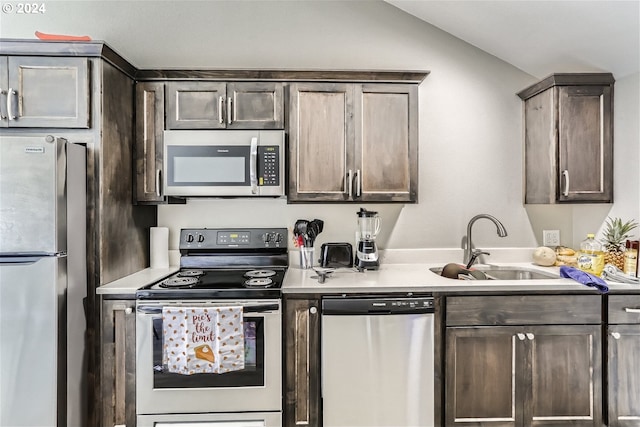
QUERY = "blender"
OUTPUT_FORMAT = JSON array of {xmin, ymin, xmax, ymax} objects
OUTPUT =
[{"xmin": 355, "ymin": 208, "xmax": 381, "ymax": 271}]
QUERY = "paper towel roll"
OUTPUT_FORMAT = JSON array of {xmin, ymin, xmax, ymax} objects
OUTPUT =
[{"xmin": 150, "ymin": 227, "xmax": 169, "ymax": 269}]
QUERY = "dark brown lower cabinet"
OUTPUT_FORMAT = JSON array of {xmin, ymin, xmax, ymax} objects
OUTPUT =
[
  {"xmin": 607, "ymin": 295, "xmax": 640, "ymax": 426},
  {"xmin": 608, "ymin": 325, "xmax": 640, "ymax": 426},
  {"xmin": 283, "ymin": 296, "xmax": 321, "ymax": 427},
  {"xmin": 101, "ymin": 299, "xmax": 136, "ymax": 427},
  {"xmin": 445, "ymin": 295, "xmax": 602, "ymax": 427}
]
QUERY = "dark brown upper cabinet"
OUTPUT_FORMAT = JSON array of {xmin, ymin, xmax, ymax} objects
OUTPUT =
[
  {"xmin": 517, "ymin": 73, "xmax": 614, "ymax": 204},
  {"xmin": 165, "ymin": 81, "xmax": 284, "ymax": 130},
  {"xmin": 134, "ymin": 81, "xmax": 165, "ymax": 203},
  {"xmin": 0, "ymin": 56, "xmax": 90, "ymax": 128},
  {"xmin": 288, "ymin": 82, "xmax": 419, "ymax": 203}
]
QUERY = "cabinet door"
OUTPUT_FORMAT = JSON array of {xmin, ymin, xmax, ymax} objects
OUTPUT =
[
  {"xmin": 166, "ymin": 81, "xmax": 226, "ymax": 129},
  {"xmin": 355, "ymin": 84, "xmax": 418, "ymax": 202},
  {"xmin": 288, "ymin": 83, "xmax": 354, "ymax": 201},
  {"xmin": 284, "ymin": 298, "xmax": 321, "ymax": 427},
  {"xmin": 101, "ymin": 300, "xmax": 136, "ymax": 427},
  {"xmin": 0, "ymin": 57, "xmax": 8, "ymax": 124},
  {"xmin": 4, "ymin": 56, "xmax": 89, "ymax": 128},
  {"xmin": 135, "ymin": 82, "xmax": 166, "ymax": 203},
  {"xmin": 526, "ymin": 325, "xmax": 602, "ymax": 427},
  {"xmin": 558, "ymin": 85, "xmax": 613, "ymax": 202},
  {"xmin": 608, "ymin": 325, "xmax": 640, "ymax": 426},
  {"xmin": 445, "ymin": 327, "xmax": 522, "ymax": 427},
  {"xmin": 227, "ymin": 82, "xmax": 284, "ymax": 129}
]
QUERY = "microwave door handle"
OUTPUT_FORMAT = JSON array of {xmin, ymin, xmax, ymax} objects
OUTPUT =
[{"xmin": 250, "ymin": 136, "xmax": 258, "ymax": 194}]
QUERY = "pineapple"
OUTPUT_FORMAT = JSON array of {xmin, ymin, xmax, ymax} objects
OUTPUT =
[{"xmin": 601, "ymin": 217, "xmax": 638, "ymax": 270}]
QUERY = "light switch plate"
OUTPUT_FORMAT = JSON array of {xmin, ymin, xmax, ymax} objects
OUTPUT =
[{"xmin": 543, "ymin": 230, "xmax": 560, "ymax": 246}]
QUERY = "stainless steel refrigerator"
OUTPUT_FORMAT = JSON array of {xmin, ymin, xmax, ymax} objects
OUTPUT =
[{"xmin": 0, "ymin": 135, "xmax": 87, "ymax": 427}]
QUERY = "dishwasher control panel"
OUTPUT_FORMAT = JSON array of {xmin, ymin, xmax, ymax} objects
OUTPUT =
[{"xmin": 322, "ymin": 297, "xmax": 434, "ymax": 315}]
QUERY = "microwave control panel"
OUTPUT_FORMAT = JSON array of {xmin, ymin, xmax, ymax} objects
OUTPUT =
[{"xmin": 258, "ymin": 146, "xmax": 280, "ymax": 186}]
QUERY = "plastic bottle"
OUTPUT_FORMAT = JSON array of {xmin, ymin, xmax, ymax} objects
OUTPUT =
[
  {"xmin": 577, "ymin": 233, "xmax": 605, "ymax": 276},
  {"xmin": 623, "ymin": 240, "xmax": 638, "ymax": 277}
]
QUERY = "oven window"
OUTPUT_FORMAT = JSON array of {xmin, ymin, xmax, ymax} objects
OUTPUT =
[{"xmin": 151, "ymin": 317, "xmax": 264, "ymax": 388}]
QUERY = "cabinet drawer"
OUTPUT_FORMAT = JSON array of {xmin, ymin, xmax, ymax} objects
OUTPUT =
[
  {"xmin": 446, "ymin": 295, "xmax": 601, "ymax": 326},
  {"xmin": 608, "ymin": 295, "xmax": 640, "ymax": 324}
]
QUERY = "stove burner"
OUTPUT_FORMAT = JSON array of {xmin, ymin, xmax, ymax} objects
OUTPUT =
[
  {"xmin": 244, "ymin": 278, "xmax": 274, "ymax": 288},
  {"xmin": 244, "ymin": 269, "xmax": 276, "ymax": 279},
  {"xmin": 160, "ymin": 276, "xmax": 199, "ymax": 288},
  {"xmin": 177, "ymin": 269, "xmax": 204, "ymax": 277}
]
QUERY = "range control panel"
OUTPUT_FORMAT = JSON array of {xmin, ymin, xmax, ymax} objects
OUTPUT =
[{"xmin": 180, "ymin": 227, "xmax": 287, "ymax": 250}]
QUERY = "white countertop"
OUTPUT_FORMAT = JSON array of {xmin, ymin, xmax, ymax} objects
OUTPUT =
[
  {"xmin": 282, "ymin": 262, "xmax": 590, "ymax": 293},
  {"xmin": 97, "ymin": 266, "xmax": 179, "ymax": 295},
  {"xmin": 282, "ymin": 248, "xmax": 640, "ymax": 294},
  {"xmin": 96, "ymin": 247, "xmax": 640, "ymax": 296}
]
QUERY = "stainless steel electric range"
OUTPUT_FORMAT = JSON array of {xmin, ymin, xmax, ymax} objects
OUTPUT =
[{"xmin": 135, "ymin": 227, "xmax": 287, "ymax": 427}]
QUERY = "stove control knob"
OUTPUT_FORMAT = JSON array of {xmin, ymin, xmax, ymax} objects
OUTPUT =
[
  {"xmin": 263, "ymin": 233, "xmax": 272, "ymax": 243},
  {"xmin": 186, "ymin": 234, "xmax": 195, "ymax": 243},
  {"xmin": 274, "ymin": 233, "xmax": 283, "ymax": 243},
  {"xmin": 197, "ymin": 234, "xmax": 205, "ymax": 243}
]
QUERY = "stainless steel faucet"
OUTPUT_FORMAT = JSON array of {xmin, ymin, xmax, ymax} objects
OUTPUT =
[{"xmin": 464, "ymin": 214, "xmax": 508, "ymax": 267}]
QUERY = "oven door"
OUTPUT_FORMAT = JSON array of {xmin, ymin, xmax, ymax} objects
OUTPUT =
[
  {"xmin": 136, "ymin": 299, "xmax": 282, "ymax": 415},
  {"xmin": 163, "ymin": 130, "xmax": 284, "ymax": 197}
]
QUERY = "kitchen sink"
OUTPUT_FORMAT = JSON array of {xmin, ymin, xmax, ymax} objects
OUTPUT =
[{"xmin": 430, "ymin": 265, "xmax": 559, "ymax": 280}]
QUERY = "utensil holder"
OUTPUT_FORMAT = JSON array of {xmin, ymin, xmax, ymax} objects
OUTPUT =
[{"xmin": 299, "ymin": 247, "xmax": 314, "ymax": 269}]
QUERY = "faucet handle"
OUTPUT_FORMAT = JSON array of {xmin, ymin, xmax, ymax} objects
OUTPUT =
[
  {"xmin": 466, "ymin": 250, "xmax": 490, "ymax": 269},
  {"xmin": 472, "ymin": 249, "xmax": 491, "ymax": 257}
]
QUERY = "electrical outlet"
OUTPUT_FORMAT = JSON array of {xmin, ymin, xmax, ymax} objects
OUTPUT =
[{"xmin": 543, "ymin": 230, "xmax": 560, "ymax": 246}]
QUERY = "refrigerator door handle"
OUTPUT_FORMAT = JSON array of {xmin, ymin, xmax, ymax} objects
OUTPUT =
[{"xmin": 0, "ymin": 252, "xmax": 66, "ymax": 266}]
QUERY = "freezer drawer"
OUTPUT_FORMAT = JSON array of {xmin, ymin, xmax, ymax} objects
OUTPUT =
[
  {"xmin": 321, "ymin": 297, "xmax": 435, "ymax": 427},
  {"xmin": 0, "ymin": 255, "xmax": 65, "ymax": 427}
]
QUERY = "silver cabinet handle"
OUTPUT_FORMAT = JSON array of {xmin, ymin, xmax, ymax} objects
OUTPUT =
[
  {"xmin": 7, "ymin": 88, "xmax": 16, "ymax": 120},
  {"xmin": 611, "ymin": 332, "xmax": 621, "ymax": 340},
  {"xmin": 526, "ymin": 333, "xmax": 535, "ymax": 340},
  {"xmin": 562, "ymin": 170, "xmax": 570, "ymax": 196},
  {"xmin": 227, "ymin": 96, "xmax": 233, "ymax": 125},
  {"xmin": 624, "ymin": 308, "xmax": 640, "ymax": 313},
  {"xmin": 218, "ymin": 96, "xmax": 224, "ymax": 124},
  {"xmin": 355, "ymin": 169, "xmax": 361, "ymax": 197},
  {"xmin": 249, "ymin": 136, "xmax": 258, "ymax": 194},
  {"xmin": 347, "ymin": 169, "xmax": 353, "ymax": 198},
  {"xmin": 309, "ymin": 306, "xmax": 317, "ymax": 315},
  {"xmin": 0, "ymin": 88, "xmax": 6, "ymax": 120},
  {"xmin": 517, "ymin": 333, "xmax": 526, "ymax": 341},
  {"xmin": 156, "ymin": 169, "xmax": 162, "ymax": 198}
]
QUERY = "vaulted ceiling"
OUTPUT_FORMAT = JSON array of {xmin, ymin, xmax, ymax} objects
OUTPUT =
[{"xmin": 385, "ymin": 0, "xmax": 640, "ymax": 79}]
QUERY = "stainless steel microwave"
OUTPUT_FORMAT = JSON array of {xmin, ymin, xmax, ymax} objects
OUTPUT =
[{"xmin": 163, "ymin": 130, "xmax": 285, "ymax": 197}]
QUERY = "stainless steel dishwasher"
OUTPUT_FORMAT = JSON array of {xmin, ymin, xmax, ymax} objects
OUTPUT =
[{"xmin": 321, "ymin": 296, "xmax": 435, "ymax": 427}]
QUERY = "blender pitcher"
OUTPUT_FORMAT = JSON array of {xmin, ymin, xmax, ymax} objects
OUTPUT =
[{"xmin": 355, "ymin": 208, "xmax": 381, "ymax": 270}]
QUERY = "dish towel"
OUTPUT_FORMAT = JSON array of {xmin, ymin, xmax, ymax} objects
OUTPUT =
[
  {"xmin": 559, "ymin": 266, "xmax": 609, "ymax": 293},
  {"xmin": 162, "ymin": 306, "xmax": 245, "ymax": 375}
]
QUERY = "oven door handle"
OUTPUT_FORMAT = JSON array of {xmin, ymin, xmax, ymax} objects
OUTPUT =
[{"xmin": 136, "ymin": 303, "xmax": 279, "ymax": 315}]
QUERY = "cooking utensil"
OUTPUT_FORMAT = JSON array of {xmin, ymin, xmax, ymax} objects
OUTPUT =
[{"xmin": 294, "ymin": 218, "xmax": 324, "ymax": 247}]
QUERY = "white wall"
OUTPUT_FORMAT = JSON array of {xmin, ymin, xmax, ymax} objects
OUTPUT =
[{"xmin": 3, "ymin": 1, "xmax": 637, "ymax": 252}]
